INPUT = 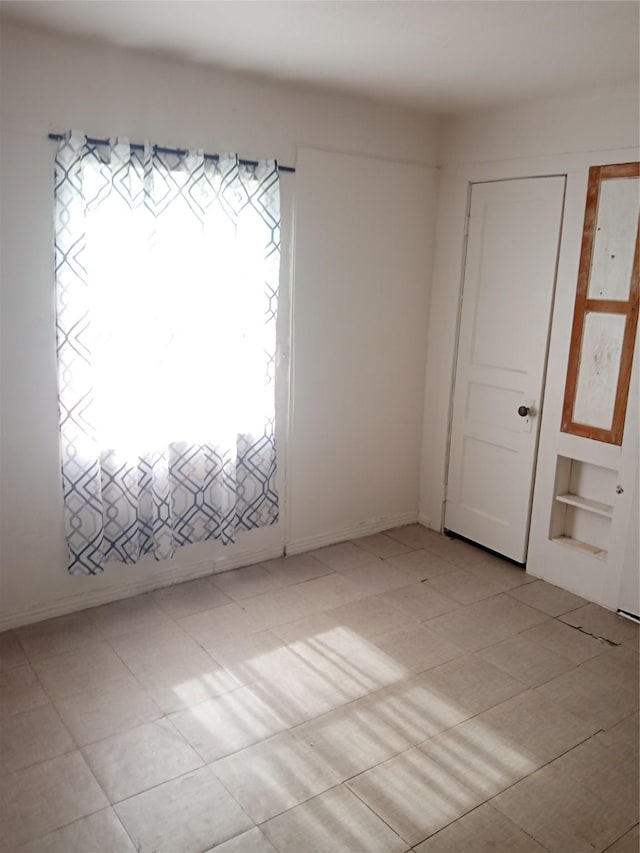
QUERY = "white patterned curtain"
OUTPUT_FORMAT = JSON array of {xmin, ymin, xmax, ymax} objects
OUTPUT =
[{"xmin": 54, "ymin": 132, "xmax": 280, "ymax": 575}]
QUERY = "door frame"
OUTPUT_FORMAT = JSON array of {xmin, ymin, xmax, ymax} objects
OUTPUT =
[{"xmin": 441, "ymin": 175, "xmax": 566, "ymax": 563}]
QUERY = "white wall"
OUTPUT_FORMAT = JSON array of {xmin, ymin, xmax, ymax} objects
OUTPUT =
[
  {"xmin": 420, "ymin": 84, "xmax": 639, "ymax": 610},
  {"xmin": 618, "ymin": 466, "xmax": 639, "ymax": 617},
  {"xmin": 438, "ymin": 84, "xmax": 640, "ymax": 166},
  {"xmin": 289, "ymin": 147, "xmax": 436, "ymax": 549},
  {"xmin": 0, "ymin": 21, "xmax": 440, "ymax": 627}
]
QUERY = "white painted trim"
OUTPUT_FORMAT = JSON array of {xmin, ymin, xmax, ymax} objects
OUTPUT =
[
  {"xmin": 279, "ymin": 172, "xmax": 296, "ymax": 559},
  {"xmin": 418, "ymin": 512, "xmax": 436, "ymax": 531},
  {"xmin": 0, "ymin": 544, "xmax": 284, "ymax": 631},
  {"xmin": 287, "ymin": 511, "xmax": 419, "ymax": 555}
]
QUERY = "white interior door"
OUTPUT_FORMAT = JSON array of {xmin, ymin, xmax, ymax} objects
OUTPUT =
[{"xmin": 445, "ymin": 177, "xmax": 565, "ymax": 562}]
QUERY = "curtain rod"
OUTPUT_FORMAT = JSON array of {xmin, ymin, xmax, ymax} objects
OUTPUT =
[{"xmin": 47, "ymin": 133, "xmax": 296, "ymax": 173}]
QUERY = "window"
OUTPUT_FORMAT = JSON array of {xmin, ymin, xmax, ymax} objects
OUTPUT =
[{"xmin": 54, "ymin": 133, "xmax": 281, "ymax": 574}]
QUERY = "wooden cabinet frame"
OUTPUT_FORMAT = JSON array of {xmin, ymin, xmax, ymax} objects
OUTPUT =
[{"xmin": 561, "ymin": 162, "xmax": 639, "ymax": 445}]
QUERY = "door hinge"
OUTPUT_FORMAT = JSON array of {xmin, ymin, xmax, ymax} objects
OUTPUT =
[{"xmin": 463, "ymin": 214, "xmax": 470, "ymax": 237}]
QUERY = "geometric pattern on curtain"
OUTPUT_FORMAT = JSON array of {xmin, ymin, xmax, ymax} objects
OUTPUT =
[{"xmin": 54, "ymin": 132, "xmax": 280, "ymax": 575}]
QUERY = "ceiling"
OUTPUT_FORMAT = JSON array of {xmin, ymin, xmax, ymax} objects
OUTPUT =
[{"xmin": 2, "ymin": 1, "xmax": 638, "ymax": 114}]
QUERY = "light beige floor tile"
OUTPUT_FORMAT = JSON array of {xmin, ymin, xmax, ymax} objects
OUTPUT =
[
  {"xmin": 111, "ymin": 629, "xmax": 240, "ymax": 713},
  {"xmin": 365, "ymin": 673, "xmax": 473, "ymax": 742},
  {"xmin": 373, "ymin": 624, "xmax": 465, "ymax": 675},
  {"xmin": 271, "ymin": 612, "xmax": 343, "ymax": 645},
  {"xmin": 240, "ymin": 586, "xmax": 318, "ymax": 630},
  {"xmin": 115, "ymin": 765, "xmax": 252, "ymax": 853},
  {"xmin": 249, "ymin": 655, "xmax": 361, "ymax": 726},
  {"xmin": 151, "ymin": 577, "xmax": 232, "ymax": 619},
  {"xmin": 477, "ymin": 688, "xmax": 598, "ymax": 763},
  {"xmin": 276, "ymin": 626, "xmax": 404, "ymax": 701},
  {"xmin": 458, "ymin": 555, "xmax": 533, "ymax": 588},
  {"xmin": 276, "ymin": 615, "xmax": 410, "ymax": 698},
  {"xmin": 439, "ymin": 540, "xmax": 521, "ymax": 575},
  {"xmin": 169, "ymin": 686, "xmax": 287, "ymax": 762},
  {"xmin": 478, "ymin": 634, "xmax": 575, "ymax": 686},
  {"xmin": 604, "ymin": 825, "xmax": 640, "ymax": 853},
  {"xmin": 414, "ymin": 803, "xmax": 548, "ymax": 853},
  {"xmin": 293, "ymin": 673, "xmax": 469, "ymax": 782},
  {"xmin": 353, "ymin": 532, "xmax": 413, "ymax": 558},
  {"xmin": 419, "ymin": 716, "xmax": 541, "ymax": 799},
  {"xmin": 0, "ymin": 664, "xmax": 49, "ymax": 718},
  {"xmin": 551, "ymin": 732, "xmax": 639, "ymax": 827},
  {"xmin": 600, "ymin": 710, "xmax": 639, "ymax": 753},
  {"xmin": 292, "ymin": 696, "xmax": 414, "ymax": 782},
  {"xmin": 179, "ymin": 602, "xmax": 268, "ymax": 647},
  {"xmin": 451, "ymin": 718, "xmax": 501, "ymax": 793},
  {"xmin": 31, "ymin": 642, "xmax": 131, "ymax": 700},
  {"xmin": 207, "ymin": 631, "xmax": 296, "ymax": 686},
  {"xmin": 53, "ymin": 674, "xmax": 162, "ymax": 746},
  {"xmin": 536, "ymin": 655, "xmax": 639, "ymax": 730},
  {"xmin": 507, "ymin": 579, "xmax": 587, "ymax": 615},
  {"xmin": 132, "ymin": 650, "xmax": 241, "ymax": 714},
  {"xmin": 87, "ymin": 594, "xmax": 171, "ymax": 639},
  {"xmin": 424, "ymin": 569, "xmax": 508, "ymax": 605},
  {"xmin": 560, "ymin": 603, "xmax": 640, "ymax": 647},
  {"xmin": 260, "ymin": 553, "xmax": 333, "ymax": 585},
  {"xmin": 521, "ymin": 617, "xmax": 608, "ymax": 663},
  {"xmin": 0, "ymin": 751, "xmax": 108, "ymax": 849},
  {"xmin": 385, "ymin": 524, "xmax": 443, "ymax": 551},
  {"xmin": 283, "ymin": 628, "xmax": 407, "ymax": 700},
  {"xmin": 309, "ymin": 541, "xmax": 379, "ymax": 570},
  {"xmin": 347, "ymin": 747, "xmax": 482, "ymax": 846},
  {"xmin": 422, "ymin": 653, "xmax": 526, "ymax": 714},
  {"xmin": 108, "ymin": 621, "xmax": 204, "ymax": 672},
  {"xmin": 335, "ymin": 560, "xmax": 416, "ymax": 595},
  {"xmin": 207, "ymin": 828, "xmax": 278, "ymax": 853},
  {"xmin": 327, "ymin": 595, "xmax": 418, "ymax": 639},
  {"xmin": 426, "ymin": 594, "xmax": 547, "ymax": 652},
  {"xmin": 491, "ymin": 763, "xmax": 632, "ymax": 853},
  {"xmin": 254, "ymin": 642, "xmax": 370, "ymax": 720},
  {"xmin": 17, "ymin": 807, "xmax": 136, "ymax": 853},
  {"xmin": 295, "ymin": 573, "xmax": 365, "ymax": 610},
  {"xmin": 262, "ymin": 785, "xmax": 407, "ymax": 853},
  {"xmin": 423, "ymin": 537, "xmax": 490, "ymax": 565},
  {"xmin": 16, "ymin": 612, "xmax": 102, "ymax": 662},
  {"xmin": 1, "ymin": 703, "xmax": 74, "ymax": 774},
  {"xmin": 466, "ymin": 593, "xmax": 548, "ymax": 631},
  {"xmin": 382, "ymin": 583, "xmax": 460, "ymax": 621},
  {"xmin": 581, "ymin": 642, "xmax": 639, "ymax": 687},
  {"xmin": 82, "ymin": 718, "xmax": 203, "ymax": 802},
  {"xmin": 212, "ymin": 731, "xmax": 338, "ymax": 823},
  {"xmin": 0, "ymin": 631, "xmax": 27, "ymax": 670},
  {"xmin": 385, "ymin": 549, "xmax": 458, "ymax": 581},
  {"xmin": 212, "ymin": 564, "xmax": 284, "ymax": 600}
]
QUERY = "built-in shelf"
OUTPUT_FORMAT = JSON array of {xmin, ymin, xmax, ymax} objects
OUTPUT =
[
  {"xmin": 555, "ymin": 493, "xmax": 614, "ymax": 519},
  {"xmin": 549, "ymin": 457, "xmax": 616, "ymax": 560},
  {"xmin": 552, "ymin": 535, "xmax": 608, "ymax": 561}
]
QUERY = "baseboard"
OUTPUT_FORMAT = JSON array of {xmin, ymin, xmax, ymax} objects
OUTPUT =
[
  {"xmin": 1, "ymin": 511, "xmax": 423, "ymax": 630},
  {"xmin": 287, "ymin": 511, "xmax": 419, "ymax": 556},
  {"xmin": 0, "ymin": 543, "xmax": 284, "ymax": 631},
  {"xmin": 417, "ymin": 512, "xmax": 436, "ymax": 530}
]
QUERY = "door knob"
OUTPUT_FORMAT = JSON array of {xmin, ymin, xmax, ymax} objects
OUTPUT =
[{"xmin": 518, "ymin": 405, "xmax": 530, "ymax": 417}]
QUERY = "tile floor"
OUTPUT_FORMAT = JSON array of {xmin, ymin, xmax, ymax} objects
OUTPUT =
[{"xmin": 0, "ymin": 524, "xmax": 638, "ymax": 853}]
